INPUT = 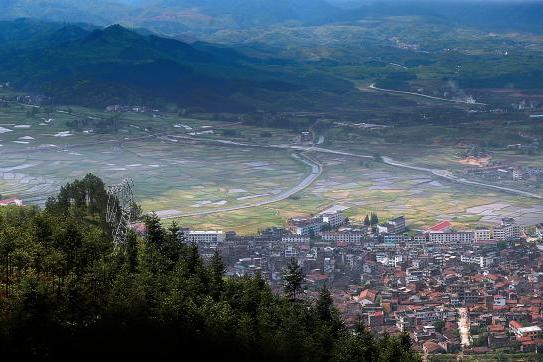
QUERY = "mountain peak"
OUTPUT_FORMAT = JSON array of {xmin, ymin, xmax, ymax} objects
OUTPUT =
[{"xmin": 84, "ymin": 24, "xmax": 142, "ymax": 44}]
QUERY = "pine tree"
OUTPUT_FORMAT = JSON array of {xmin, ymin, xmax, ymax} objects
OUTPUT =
[
  {"xmin": 125, "ymin": 230, "xmax": 138, "ymax": 272},
  {"xmin": 144, "ymin": 213, "xmax": 164, "ymax": 246},
  {"xmin": 185, "ymin": 242, "xmax": 202, "ymax": 275},
  {"xmin": 282, "ymin": 258, "xmax": 304, "ymax": 300},
  {"xmin": 210, "ymin": 250, "xmax": 225, "ymax": 282},
  {"xmin": 316, "ymin": 285, "xmax": 334, "ymax": 322},
  {"xmin": 370, "ymin": 213, "xmax": 379, "ymax": 226},
  {"xmin": 363, "ymin": 214, "xmax": 370, "ymax": 227},
  {"xmin": 167, "ymin": 221, "xmax": 180, "ymax": 242},
  {"xmin": 209, "ymin": 250, "xmax": 225, "ymax": 300},
  {"xmin": 161, "ymin": 221, "xmax": 183, "ymax": 263}
]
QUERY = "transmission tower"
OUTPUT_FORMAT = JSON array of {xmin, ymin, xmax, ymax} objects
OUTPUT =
[{"xmin": 106, "ymin": 178, "xmax": 135, "ymax": 245}]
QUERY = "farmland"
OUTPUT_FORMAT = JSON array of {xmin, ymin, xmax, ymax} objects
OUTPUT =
[{"xmin": 2, "ymin": 93, "xmax": 543, "ymax": 234}]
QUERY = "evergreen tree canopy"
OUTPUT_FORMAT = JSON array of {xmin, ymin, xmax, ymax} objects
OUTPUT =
[
  {"xmin": 370, "ymin": 213, "xmax": 379, "ymax": 226},
  {"xmin": 282, "ymin": 258, "xmax": 305, "ymax": 301}
]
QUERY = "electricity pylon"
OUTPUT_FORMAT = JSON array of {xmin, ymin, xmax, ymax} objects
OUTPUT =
[{"xmin": 106, "ymin": 178, "xmax": 135, "ymax": 245}]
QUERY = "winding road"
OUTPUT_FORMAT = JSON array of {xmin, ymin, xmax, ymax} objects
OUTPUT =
[
  {"xmin": 159, "ymin": 151, "xmax": 323, "ymax": 219},
  {"xmin": 6, "ymin": 109, "xmax": 540, "ymax": 218},
  {"xmin": 182, "ymin": 136, "xmax": 543, "ymax": 201},
  {"xmin": 155, "ymin": 134, "xmax": 542, "ymax": 219},
  {"xmin": 367, "ymin": 83, "xmax": 488, "ymax": 106},
  {"xmin": 381, "ymin": 156, "xmax": 543, "ymax": 199}
]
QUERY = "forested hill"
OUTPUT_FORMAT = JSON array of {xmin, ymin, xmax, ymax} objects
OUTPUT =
[
  {"xmin": 0, "ymin": 19, "xmax": 351, "ymax": 112},
  {"xmin": 0, "ymin": 174, "xmax": 421, "ymax": 360}
]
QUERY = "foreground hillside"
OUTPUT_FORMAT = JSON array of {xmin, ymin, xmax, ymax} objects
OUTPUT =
[{"xmin": 0, "ymin": 174, "xmax": 420, "ymax": 360}]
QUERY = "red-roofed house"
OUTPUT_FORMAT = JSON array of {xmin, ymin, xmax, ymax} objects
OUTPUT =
[
  {"xmin": 368, "ymin": 311, "xmax": 385, "ymax": 327},
  {"xmin": 358, "ymin": 289, "xmax": 379, "ymax": 305},
  {"xmin": 423, "ymin": 341, "xmax": 446, "ymax": 355},
  {"xmin": 427, "ymin": 221, "xmax": 453, "ymax": 233},
  {"xmin": 0, "ymin": 198, "xmax": 23, "ymax": 206}
]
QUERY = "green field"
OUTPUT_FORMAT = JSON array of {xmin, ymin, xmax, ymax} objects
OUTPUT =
[{"xmin": 2, "ymin": 98, "xmax": 543, "ymax": 234}]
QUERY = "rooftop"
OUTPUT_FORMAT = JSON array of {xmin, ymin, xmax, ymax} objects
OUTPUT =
[{"xmin": 428, "ymin": 221, "xmax": 453, "ymax": 232}]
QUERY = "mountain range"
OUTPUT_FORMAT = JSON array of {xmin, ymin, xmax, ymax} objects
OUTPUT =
[
  {"xmin": 2, "ymin": 0, "xmax": 543, "ymax": 35},
  {"xmin": 0, "ymin": 19, "xmax": 352, "ymax": 111}
]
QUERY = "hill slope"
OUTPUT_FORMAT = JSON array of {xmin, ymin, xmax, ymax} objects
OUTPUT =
[{"xmin": 0, "ymin": 20, "xmax": 351, "ymax": 111}]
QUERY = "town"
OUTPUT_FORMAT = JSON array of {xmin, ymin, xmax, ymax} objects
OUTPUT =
[
  {"xmin": 7, "ymin": 189, "xmax": 538, "ymax": 357},
  {"xmin": 146, "ymin": 207, "xmax": 543, "ymax": 357}
]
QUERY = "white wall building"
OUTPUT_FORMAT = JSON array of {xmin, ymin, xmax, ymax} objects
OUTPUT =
[
  {"xmin": 321, "ymin": 231, "xmax": 366, "ymax": 244},
  {"xmin": 322, "ymin": 212, "xmax": 347, "ymax": 228},
  {"xmin": 493, "ymin": 224, "xmax": 521, "ymax": 241},
  {"xmin": 460, "ymin": 254, "xmax": 494, "ymax": 268},
  {"xmin": 187, "ymin": 230, "xmax": 226, "ymax": 244},
  {"xmin": 429, "ymin": 232, "xmax": 474, "ymax": 245},
  {"xmin": 289, "ymin": 217, "xmax": 324, "ymax": 235},
  {"xmin": 474, "ymin": 229, "xmax": 492, "ymax": 241},
  {"xmin": 282, "ymin": 235, "xmax": 310, "ymax": 244}
]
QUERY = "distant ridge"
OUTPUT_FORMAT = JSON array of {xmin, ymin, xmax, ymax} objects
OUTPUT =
[{"xmin": 0, "ymin": 20, "xmax": 351, "ymax": 111}]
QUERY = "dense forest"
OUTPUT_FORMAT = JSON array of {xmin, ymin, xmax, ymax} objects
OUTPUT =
[{"xmin": 0, "ymin": 174, "xmax": 420, "ymax": 360}]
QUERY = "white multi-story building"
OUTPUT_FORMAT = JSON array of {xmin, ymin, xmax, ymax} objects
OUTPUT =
[
  {"xmin": 282, "ymin": 235, "xmax": 310, "ymax": 244},
  {"xmin": 429, "ymin": 231, "xmax": 474, "ymax": 245},
  {"xmin": 321, "ymin": 231, "xmax": 366, "ymax": 244},
  {"xmin": 460, "ymin": 254, "xmax": 494, "ymax": 268},
  {"xmin": 493, "ymin": 224, "xmax": 521, "ymax": 241},
  {"xmin": 376, "ymin": 253, "xmax": 403, "ymax": 267},
  {"xmin": 395, "ymin": 306, "xmax": 456, "ymax": 331},
  {"xmin": 474, "ymin": 229, "xmax": 492, "ymax": 241},
  {"xmin": 288, "ymin": 217, "xmax": 324, "ymax": 235},
  {"xmin": 187, "ymin": 230, "xmax": 225, "ymax": 244},
  {"xmin": 284, "ymin": 246, "xmax": 298, "ymax": 258},
  {"xmin": 472, "ymin": 221, "xmax": 521, "ymax": 242},
  {"xmin": 322, "ymin": 212, "xmax": 347, "ymax": 228},
  {"xmin": 324, "ymin": 257, "xmax": 335, "ymax": 274},
  {"xmin": 383, "ymin": 234, "xmax": 410, "ymax": 244}
]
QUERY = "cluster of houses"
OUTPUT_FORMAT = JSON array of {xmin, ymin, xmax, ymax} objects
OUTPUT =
[
  {"xmin": 105, "ymin": 104, "xmax": 159, "ymax": 113},
  {"xmin": 464, "ymin": 164, "xmax": 543, "ymax": 184},
  {"xmin": 4, "ymin": 194, "xmax": 543, "ymax": 356},
  {"xmin": 173, "ymin": 208, "xmax": 543, "ymax": 356}
]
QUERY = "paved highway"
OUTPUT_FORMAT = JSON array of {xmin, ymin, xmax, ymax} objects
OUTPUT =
[
  {"xmin": 367, "ymin": 83, "xmax": 487, "ymax": 106},
  {"xmin": 160, "ymin": 152, "xmax": 323, "ymax": 219},
  {"xmin": 381, "ymin": 156, "xmax": 543, "ymax": 199}
]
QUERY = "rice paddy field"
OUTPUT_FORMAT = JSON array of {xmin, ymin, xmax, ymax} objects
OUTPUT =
[{"xmin": 1, "ymin": 97, "xmax": 543, "ymax": 234}]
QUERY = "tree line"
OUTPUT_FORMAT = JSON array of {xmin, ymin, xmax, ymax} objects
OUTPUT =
[{"xmin": 0, "ymin": 174, "xmax": 420, "ymax": 361}]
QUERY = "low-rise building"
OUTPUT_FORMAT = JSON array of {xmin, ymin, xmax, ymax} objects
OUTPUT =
[
  {"xmin": 427, "ymin": 220, "xmax": 453, "ymax": 233},
  {"xmin": 187, "ymin": 230, "xmax": 226, "ymax": 244},
  {"xmin": 288, "ymin": 217, "xmax": 324, "ymax": 235},
  {"xmin": 0, "ymin": 198, "xmax": 23, "ymax": 207},
  {"xmin": 510, "ymin": 321, "xmax": 542, "ymax": 340},
  {"xmin": 461, "ymin": 254, "xmax": 494, "ymax": 268}
]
